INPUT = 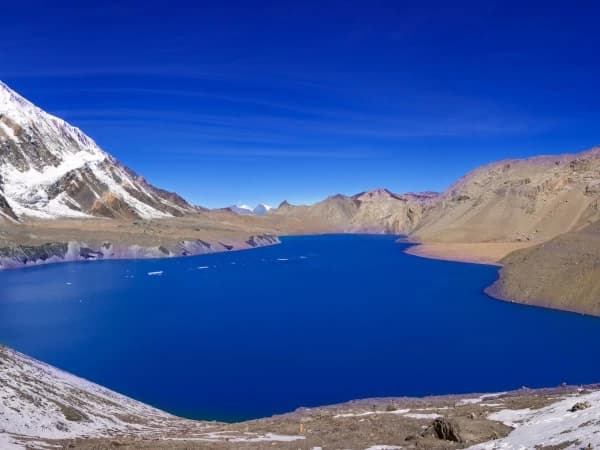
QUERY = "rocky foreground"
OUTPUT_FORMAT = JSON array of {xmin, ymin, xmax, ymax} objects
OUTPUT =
[{"xmin": 1, "ymin": 345, "xmax": 599, "ymax": 450}]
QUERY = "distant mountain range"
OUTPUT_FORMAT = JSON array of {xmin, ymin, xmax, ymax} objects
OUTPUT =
[
  {"xmin": 224, "ymin": 203, "xmax": 273, "ymax": 216},
  {"xmin": 271, "ymin": 189, "xmax": 439, "ymax": 234}
]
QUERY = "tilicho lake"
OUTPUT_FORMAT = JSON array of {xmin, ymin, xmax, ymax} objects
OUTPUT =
[{"xmin": 1, "ymin": 234, "xmax": 599, "ymax": 421}]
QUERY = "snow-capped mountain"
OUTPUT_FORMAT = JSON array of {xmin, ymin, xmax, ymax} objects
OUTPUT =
[
  {"xmin": 253, "ymin": 203, "xmax": 272, "ymax": 215},
  {"xmin": 0, "ymin": 81, "xmax": 196, "ymax": 221},
  {"xmin": 224, "ymin": 203, "xmax": 273, "ymax": 216}
]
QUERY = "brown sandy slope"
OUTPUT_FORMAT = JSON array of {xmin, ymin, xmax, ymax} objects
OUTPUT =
[
  {"xmin": 411, "ymin": 146, "xmax": 600, "ymax": 244},
  {"xmin": 404, "ymin": 242, "xmax": 536, "ymax": 266}
]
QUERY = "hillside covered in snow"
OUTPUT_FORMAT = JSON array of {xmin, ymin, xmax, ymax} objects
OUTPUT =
[{"xmin": 0, "ymin": 81, "xmax": 196, "ymax": 221}]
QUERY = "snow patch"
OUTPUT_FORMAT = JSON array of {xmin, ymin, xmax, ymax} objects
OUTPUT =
[
  {"xmin": 0, "ymin": 121, "xmax": 19, "ymax": 141},
  {"xmin": 404, "ymin": 413, "xmax": 442, "ymax": 420},
  {"xmin": 364, "ymin": 446, "xmax": 402, "ymax": 450},
  {"xmin": 467, "ymin": 390, "xmax": 600, "ymax": 450}
]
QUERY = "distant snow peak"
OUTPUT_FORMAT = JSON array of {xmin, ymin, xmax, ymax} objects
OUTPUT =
[
  {"xmin": 0, "ymin": 80, "xmax": 195, "ymax": 220},
  {"xmin": 253, "ymin": 203, "xmax": 272, "ymax": 215},
  {"xmin": 226, "ymin": 203, "xmax": 273, "ymax": 216}
]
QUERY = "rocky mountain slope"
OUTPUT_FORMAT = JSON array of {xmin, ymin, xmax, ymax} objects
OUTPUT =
[
  {"xmin": 411, "ymin": 147, "xmax": 600, "ymax": 243},
  {"xmin": 2, "ymin": 344, "xmax": 599, "ymax": 450},
  {"xmin": 0, "ymin": 345, "xmax": 300, "ymax": 449},
  {"xmin": 272, "ymin": 189, "xmax": 439, "ymax": 234},
  {"xmin": 0, "ymin": 81, "xmax": 196, "ymax": 220},
  {"xmin": 487, "ymin": 218, "xmax": 600, "ymax": 316},
  {"xmin": 400, "ymin": 146, "xmax": 600, "ymax": 316}
]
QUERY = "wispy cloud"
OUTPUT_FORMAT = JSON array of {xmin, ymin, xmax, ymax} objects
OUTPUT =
[{"xmin": 60, "ymin": 106, "xmax": 554, "ymax": 142}]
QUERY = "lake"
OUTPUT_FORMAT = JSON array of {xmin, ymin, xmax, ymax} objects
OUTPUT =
[{"xmin": 1, "ymin": 234, "xmax": 599, "ymax": 422}]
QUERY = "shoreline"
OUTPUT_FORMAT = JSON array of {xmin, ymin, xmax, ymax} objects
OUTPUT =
[
  {"xmin": 3, "ymin": 236, "xmax": 600, "ymax": 447},
  {"xmin": 3, "ymin": 342, "xmax": 600, "ymax": 449},
  {"xmin": 484, "ymin": 282, "xmax": 600, "ymax": 319},
  {"xmin": 404, "ymin": 240, "xmax": 600, "ymax": 318},
  {"xmin": 402, "ymin": 241, "xmax": 537, "ymax": 266},
  {"xmin": 0, "ymin": 235, "xmax": 281, "ymax": 272}
]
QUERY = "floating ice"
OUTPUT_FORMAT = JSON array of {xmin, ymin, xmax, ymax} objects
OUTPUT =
[{"xmin": 147, "ymin": 271, "xmax": 164, "ymax": 276}]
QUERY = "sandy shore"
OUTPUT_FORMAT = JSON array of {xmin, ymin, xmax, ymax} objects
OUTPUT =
[{"xmin": 403, "ymin": 241, "xmax": 537, "ymax": 266}]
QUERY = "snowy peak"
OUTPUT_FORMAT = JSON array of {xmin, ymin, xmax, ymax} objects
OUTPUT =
[
  {"xmin": 224, "ymin": 203, "xmax": 273, "ymax": 216},
  {"xmin": 253, "ymin": 204, "xmax": 272, "ymax": 215},
  {"xmin": 0, "ymin": 81, "xmax": 195, "ymax": 220}
]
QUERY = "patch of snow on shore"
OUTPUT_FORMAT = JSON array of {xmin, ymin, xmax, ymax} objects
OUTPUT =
[
  {"xmin": 468, "ymin": 390, "xmax": 600, "ymax": 449},
  {"xmin": 458, "ymin": 392, "xmax": 507, "ymax": 406},
  {"xmin": 404, "ymin": 413, "xmax": 442, "ymax": 420},
  {"xmin": 364, "ymin": 446, "xmax": 402, "ymax": 450}
]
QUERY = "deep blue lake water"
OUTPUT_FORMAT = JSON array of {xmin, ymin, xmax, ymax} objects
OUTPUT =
[{"xmin": 1, "ymin": 234, "xmax": 599, "ymax": 421}]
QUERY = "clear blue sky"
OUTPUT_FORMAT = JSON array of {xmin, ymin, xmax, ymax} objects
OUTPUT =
[{"xmin": 2, "ymin": 1, "xmax": 600, "ymax": 208}]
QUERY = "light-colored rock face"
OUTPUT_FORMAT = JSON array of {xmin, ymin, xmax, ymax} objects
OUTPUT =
[
  {"xmin": 411, "ymin": 147, "xmax": 600, "ymax": 243},
  {"xmin": 271, "ymin": 190, "xmax": 438, "ymax": 235},
  {"xmin": 0, "ymin": 81, "xmax": 195, "ymax": 220}
]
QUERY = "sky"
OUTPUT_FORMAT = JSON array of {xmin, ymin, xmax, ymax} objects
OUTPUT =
[{"xmin": 2, "ymin": 1, "xmax": 600, "ymax": 208}]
